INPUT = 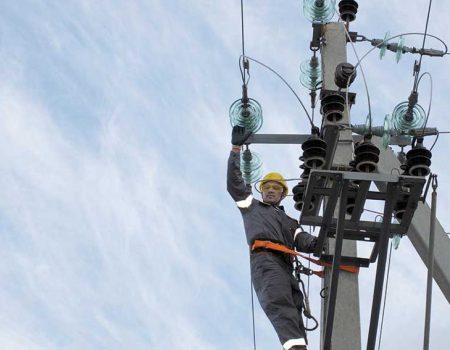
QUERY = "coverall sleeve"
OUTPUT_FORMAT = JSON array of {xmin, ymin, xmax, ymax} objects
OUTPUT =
[
  {"xmin": 227, "ymin": 151, "xmax": 253, "ymax": 202},
  {"xmin": 294, "ymin": 227, "xmax": 318, "ymax": 253}
]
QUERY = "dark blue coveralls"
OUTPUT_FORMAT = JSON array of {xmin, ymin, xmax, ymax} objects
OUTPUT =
[{"xmin": 227, "ymin": 151, "xmax": 317, "ymax": 349}]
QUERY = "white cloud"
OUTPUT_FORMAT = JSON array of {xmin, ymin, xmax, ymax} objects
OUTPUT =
[{"xmin": 0, "ymin": 1, "xmax": 449, "ymax": 349}]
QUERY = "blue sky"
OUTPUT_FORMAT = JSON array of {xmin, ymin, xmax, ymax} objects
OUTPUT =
[{"xmin": 0, "ymin": 1, "xmax": 449, "ymax": 349}]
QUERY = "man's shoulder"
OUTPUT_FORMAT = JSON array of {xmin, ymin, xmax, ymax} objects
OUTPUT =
[{"xmin": 285, "ymin": 212, "xmax": 299, "ymax": 223}]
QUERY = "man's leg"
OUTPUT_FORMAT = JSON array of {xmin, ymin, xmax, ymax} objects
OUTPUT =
[{"xmin": 251, "ymin": 253, "xmax": 307, "ymax": 348}]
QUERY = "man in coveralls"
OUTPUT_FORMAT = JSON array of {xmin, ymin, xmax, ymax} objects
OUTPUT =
[{"xmin": 227, "ymin": 126, "xmax": 318, "ymax": 350}]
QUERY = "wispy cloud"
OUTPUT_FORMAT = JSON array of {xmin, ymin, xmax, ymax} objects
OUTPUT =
[{"xmin": 0, "ymin": 1, "xmax": 449, "ymax": 349}]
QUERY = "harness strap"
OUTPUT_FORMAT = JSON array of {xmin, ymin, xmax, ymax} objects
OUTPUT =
[{"xmin": 251, "ymin": 240, "xmax": 359, "ymax": 275}]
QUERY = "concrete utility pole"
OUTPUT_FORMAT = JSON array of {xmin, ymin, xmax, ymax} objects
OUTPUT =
[
  {"xmin": 320, "ymin": 23, "xmax": 361, "ymax": 350},
  {"xmin": 246, "ymin": 14, "xmax": 450, "ymax": 350},
  {"xmin": 318, "ymin": 21, "xmax": 450, "ymax": 350}
]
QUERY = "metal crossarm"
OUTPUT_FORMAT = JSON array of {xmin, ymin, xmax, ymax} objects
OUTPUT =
[
  {"xmin": 300, "ymin": 169, "xmax": 425, "ymax": 266},
  {"xmin": 299, "ymin": 169, "xmax": 425, "ymax": 350}
]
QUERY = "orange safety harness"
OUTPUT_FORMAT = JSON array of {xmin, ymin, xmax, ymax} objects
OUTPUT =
[{"xmin": 251, "ymin": 240, "xmax": 359, "ymax": 277}]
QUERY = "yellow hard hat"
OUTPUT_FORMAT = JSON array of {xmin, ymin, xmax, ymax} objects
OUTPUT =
[{"xmin": 259, "ymin": 172, "xmax": 288, "ymax": 196}]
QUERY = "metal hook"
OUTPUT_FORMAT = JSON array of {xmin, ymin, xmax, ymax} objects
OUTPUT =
[{"xmin": 432, "ymin": 174, "xmax": 438, "ymax": 190}]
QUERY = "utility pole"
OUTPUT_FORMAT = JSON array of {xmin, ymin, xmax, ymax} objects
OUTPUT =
[
  {"xmin": 239, "ymin": 3, "xmax": 450, "ymax": 349},
  {"xmin": 317, "ymin": 19, "xmax": 450, "ymax": 350},
  {"xmin": 319, "ymin": 22, "xmax": 361, "ymax": 350}
]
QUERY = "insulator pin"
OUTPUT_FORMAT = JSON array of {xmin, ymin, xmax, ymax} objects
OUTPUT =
[
  {"xmin": 339, "ymin": 0, "xmax": 359, "ymax": 23},
  {"xmin": 299, "ymin": 57, "xmax": 321, "ymax": 90},
  {"xmin": 401, "ymin": 141, "xmax": 432, "ymax": 177},
  {"xmin": 229, "ymin": 98, "xmax": 263, "ymax": 133},
  {"xmin": 300, "ymin": 136, "xmax": 328, "ymax": 169},
  {"xmin": 303, "ymin": 0, "xmax": 336, "ymax": 23},
  {"xmin": 321, "ymin": 93, "xmax": 346, "ymax": 122},
  {"xmin": 353, "ymin": 138, "xmax": 380, "ymax": 173},
  {"xmin": 394, "ymin": 200, "xmax": 408, "ymax": 221},
  {"xmin": 240, "ymin": 149, "xmax": 263, "ymax": 184},
  {"xmin": 293, "ymin": 182, "xmax": 307, "ymax": 211},
  {"xmin": 392, "ymin": 101, "xmax": 425, "ymax": 131},
  {"xmin": 335, "ymin": 62, "xmax": 357, "ymax": 88},
  {"xmin": 345, "ymin": 183, "xmax": 359, "ymax": 215}
]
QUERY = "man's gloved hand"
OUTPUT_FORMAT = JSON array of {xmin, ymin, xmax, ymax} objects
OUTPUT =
[
  {"xmin": 231, "ymin": 125, "xmax": 252, "ymax": 146},
  {"xmin": 294, "ymin": 228, "xmax": 318, "ymax": 254}
]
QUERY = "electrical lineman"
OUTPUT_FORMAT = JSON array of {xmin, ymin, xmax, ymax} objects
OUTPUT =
[{"xmin": 227, "ymin": 126, "xmax": 318, "ymax": 350}]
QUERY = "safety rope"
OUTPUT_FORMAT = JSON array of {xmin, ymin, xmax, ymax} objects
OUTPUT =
[
  {"xmin": 251, "ymin": 240, "xmax": 360, "ymax": 275},
  {"xmin": 294, "ymin": 257, "xmax": 319, "ymax": 331}
]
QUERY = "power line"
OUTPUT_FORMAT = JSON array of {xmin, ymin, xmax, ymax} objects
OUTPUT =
[
  {"xmin": 377, "ymin": 242, "xmax": 394, "ymax": 350},
  {"xmin": 242, "ymin": 55, "xmax": 315, "ymax": 128},
  {"xmin": 414, "ymin": 0, "xmax": 434, "ymax": 91},
  {"xmin": 240, "ymin": 0, "xmax": 247, "ymax": 84}
]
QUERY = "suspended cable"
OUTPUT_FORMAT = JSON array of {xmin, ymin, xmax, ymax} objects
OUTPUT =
[
  {"xmin": 250, "ymin": 267, "xmax": 257, "ymax": 350},
  {"xmin": 417, "ymin": 72, "xmax": 433, "ymax": 133},
  {"xmin": 413, "ymin": 0, "xmax": 433, "ymax": 92},
  {"xmin": 336, "ymin": 9, "xmax": 373, "ymax": 132},
  {"xmin": 429, "ymin": 131, "xmax": 439, "ymax": 151},
  {"xmin": 350, "ymin": 32, "xmax": 445, "ymax": 132},
  {"xmin": 377, "ymin": 241, "xmax": 394, "ymax": 350},
  {"xmin": 242, "ymin": 55, "xmax": 315, "ymax": 128},
  {"xmin": 240, "ymin": 0, "xmax": 247, "ymax": 84},
  {"xmin": 239, "ymin": 56, "xmax": 250, "ymax": 86},
  {"xmin": 363, "ymin": 208, "xmax": 397, "ymax": 220}
]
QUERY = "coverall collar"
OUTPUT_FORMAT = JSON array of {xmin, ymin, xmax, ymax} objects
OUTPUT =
[{"xmin": 260, "ymin": 200, "xmax": 285, "ymax": 211}]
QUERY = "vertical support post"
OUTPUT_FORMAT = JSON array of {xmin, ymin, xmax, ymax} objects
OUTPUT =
[
  {"xmin": 320, "ymin": 23, "xmax": 361, "ymax": 350},
  {"xmin": 323, "ymin": 178, "xmax": 348, "ymax": 350},
  {"xmin": 423, "ymin": 175, "xmax": 437, "ymax": 350},
  {"xmin": 366, "ymin": 183, "xmax": 398, "ymax": 350}
]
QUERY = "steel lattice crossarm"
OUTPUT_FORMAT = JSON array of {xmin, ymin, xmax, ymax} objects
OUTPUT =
[
  {"xmin": 300, "ymin": 170, "xmax": 425, "ymax": 267},
  {"xmin": 299, "ymin": 169, "xmax": 426, "ymax": 350}
]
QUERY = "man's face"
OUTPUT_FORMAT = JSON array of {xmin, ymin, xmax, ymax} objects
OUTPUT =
[{"xmin": 261, "ymin": 180, "xmax": 285, "ymax": 205}]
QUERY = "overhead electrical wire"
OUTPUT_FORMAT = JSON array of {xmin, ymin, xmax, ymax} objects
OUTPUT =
[
  {"xmin": 344, "ymin": 31, "xmax": 445, "ymax": 135},
  {"xmin": 337, "ymin": 9, "xmax": 445, "ymax": 135},
  {"xmin": 413, "ymin": 0, "xmax": 433, "ymax": 92},
  {"xmin": 430, "ymin": 131, "xmax": 439, "ymax": 151},
  {"xmin": 241, "ymin": 55, "xmax": 315, "ymax": 128},
  {"xmin": 250, "ymin": 278, "xmax": 257, "ymax": 350},
  {"xmin": 377, "ymin": 241, "xmax": 394, "ymax": 350},
  {"xmin": 237, "ymin": 0, "xmax": 315, "ymax": 130},
  {"xmin": 239, "ymin": 56, "xmax": 251, "ymax": 86},
  {"xmin": 240, "ymin": 0, "xmax": 248, "ymax": 85},
  {"xmin": 239, "ymin": 3, "xmax": 257, "ymax": 349},
  {"xmin": 234, "ymin": 2, "xmax": 446, "ymax": 349},
  {"xmin": 336, "ymin": 8, "xmax": 374, "ymax": 133},
  {"xmin": 417, "ymin": 72, "xmax": 433, "ymax": 132}
]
